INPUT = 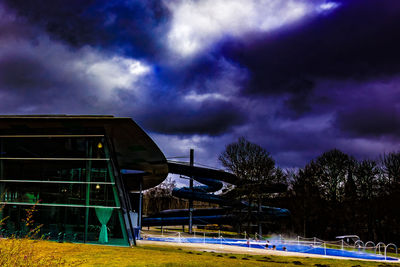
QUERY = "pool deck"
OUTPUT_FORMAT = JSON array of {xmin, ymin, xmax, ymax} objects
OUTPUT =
[{"xmin": 137, "ymin": 240, "xmax": 400, "ymax": 263}]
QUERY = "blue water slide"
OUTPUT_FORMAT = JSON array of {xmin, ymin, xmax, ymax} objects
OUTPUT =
[
  {"xmin": 171, "ymin": 176, "xmax": 228, "ymax": 205},
  {"xmin": 142, "ymin": 162, "xmax": 290, "ymax": 226}
]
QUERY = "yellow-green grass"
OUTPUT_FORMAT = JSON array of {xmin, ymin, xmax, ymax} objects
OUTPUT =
[{"xmin": 0, "ymin": 238, "xmax": 398, "ymax": 267}]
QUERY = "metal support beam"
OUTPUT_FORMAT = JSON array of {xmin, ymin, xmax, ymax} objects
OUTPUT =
[
  {"xmin": 139, "ymin": 180, "xmax": 143, "ymax": 230},
  {"xmin": 189, "ymin": 149, "xmax": 194, "ymax": 234}
]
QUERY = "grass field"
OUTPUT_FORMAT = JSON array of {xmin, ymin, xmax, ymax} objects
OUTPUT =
[{"xmin": 0, "ymin": 238, "xmax": 399, "ymax": 266}]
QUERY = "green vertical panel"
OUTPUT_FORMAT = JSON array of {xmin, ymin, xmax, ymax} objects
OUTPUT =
[
  {"xmin": 0, "ymin": 138, "xmax": 3, "ymax": 222},
  {"xmin": 103, "ymin": 139, "xmax": 128, "ymax": 244},
  {"xmin": 84, "ymin": 140, "xmax": 93, "ymax": 243},
  {"xmin": 0, "ymin": 138, "xmax": 3, "ymax": 179},
  {"xmin": 104, "ymin": 145, "xmax": 120, "ymax": 206}
]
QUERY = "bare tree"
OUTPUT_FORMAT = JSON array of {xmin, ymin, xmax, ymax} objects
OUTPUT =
[
  {"xmin": 219, "ymin": 137, "xmax": 281, "ymax": 233},
  {"xmin": 353, "ymin": 159, "xmax": 380, "ymax": 240},
  {"xmin": 354, "ymin": 159, "xmax": 380, "ymax": 200},
  {"xmin": 143, "ymin": 176, "xmax": 176, "ymax": 215},
  {"xmin": 381, "ymin": 152, "xmax": 400, "ymax": 184},
  {"xmin": 289, "ymin": 149, "xmax": 355, "ymax": 238},
  {"xmin": 313, "ymin": 149, "xmax": 354, "ymax": 203}
]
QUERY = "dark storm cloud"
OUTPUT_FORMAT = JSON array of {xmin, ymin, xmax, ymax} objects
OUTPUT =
[
  {"xmin": 0, "ymin": 0, "xmax": 249, "ymax": 137},
  {"xmin": 0, "ymin": 47, "xmax": 94, "ymax": 113},
  {"xmin": 328, "ymin": 78, "xmax": 400, "ymax": 139},
  {"xmin": 0, "ymin": 7, "xmax": 101, "ymax": 114},
  {"xmin": 335, "ymin": 105, "xmax": 400, "ymax": 138},
  {"xmin": 221, "ymin": 0, "xmax": 400, "ymax": 115},
  {"xmin": 0, "ymin": 50, "xmax": 66, "ymax": 106},
  {"xmin": 4, "ymin": 0, "xmax": 170, "ymax": 59},
  {"xmin": 138, "ymin": 99, "xmax": 247, "ymax": 136},
  {"xmin": 2, "ymin": 0, "xmax": 400, "ymax": 168},
  {"xmin": 122, "ymin": 54, "xmax": 250, "ymax": 135},
  {"xmin": 0, "ymin": 53, "xmax": 48, "ymax": 90}
]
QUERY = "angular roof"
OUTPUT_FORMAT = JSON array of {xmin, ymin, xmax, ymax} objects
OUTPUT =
[{"xmin": 0, "ymin": 115, "xmax": 168, "ymax": 190}]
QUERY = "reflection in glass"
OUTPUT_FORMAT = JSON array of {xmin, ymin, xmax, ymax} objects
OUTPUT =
[{"xmin": 0, "ymin": 135, "xmax": 128, "ymax": 245}]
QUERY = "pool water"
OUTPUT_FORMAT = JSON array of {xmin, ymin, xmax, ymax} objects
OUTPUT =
[{"xmin": 146, "ymin": 237, "xmax": 398, "ymax": 261}]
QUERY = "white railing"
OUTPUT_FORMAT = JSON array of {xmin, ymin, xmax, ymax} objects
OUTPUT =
[
  {"xmin": 354, "ymin": 240, "xmax": 364, "ymax": 250},
  {"xmin": 364, "ymin": 241, "xmax": 375, "ymax": 251},
  {"xmin": 376, "ymin": 242, "xmax": 386, "ymax": 255},
  {"xmin": 385, "ymin": 243, "xmax": 397, "ymax": 260}
]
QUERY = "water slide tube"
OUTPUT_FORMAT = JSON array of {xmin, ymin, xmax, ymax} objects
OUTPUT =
[{"xmin": 142, "ymin": 162, "xmax": 290, "ymax": 226}]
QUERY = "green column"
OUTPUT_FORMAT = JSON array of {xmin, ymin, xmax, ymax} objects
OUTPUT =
[
  {"xmin": 84, "ymin": 141, "xmax": 93, "ymax": 243},
  {"xmin": 0, "ymin": 138, "xmax": 3, "ymax": 222},
  {"xmin": 104, "ymin": 139, "xmax": 128, "ymax": 244}
]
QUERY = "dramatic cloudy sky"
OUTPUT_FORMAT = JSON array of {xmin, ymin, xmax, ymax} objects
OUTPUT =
[{"xmin": 1, "ymin": 0, "xmax": 400, "ymax": 169}]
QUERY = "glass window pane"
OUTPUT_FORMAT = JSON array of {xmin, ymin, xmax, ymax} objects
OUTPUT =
[
  {"xmin": 89, "ymin": 184, "xmax": 117, "ymax": 207},
  {"xmin": 0, "ymin": 160, "xmax": 111, "ymax": 183},
  {"xmin": 0, "ymin": 205, "xmax": 127, "ymax": 245},
  {"xmin": 0, "ymin": 137, "xmax": 107, "ymax": 159},
  {"xmin": 0, "ymin": 135, "xmax": 128, "ymax": 246},
  {"xmin": 1, "ymin": 182, "xmax": 86, "ymax": 205}
]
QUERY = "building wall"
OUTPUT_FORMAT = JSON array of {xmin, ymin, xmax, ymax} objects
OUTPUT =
[{"xmin": 0, "ymin": 135, "xmax": 129, "ymax": 245}]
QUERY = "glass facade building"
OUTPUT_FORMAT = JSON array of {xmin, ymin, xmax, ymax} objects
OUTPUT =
[{"xmin": 0, "ymin": 116, "xmax": 168, "ymax": 246}]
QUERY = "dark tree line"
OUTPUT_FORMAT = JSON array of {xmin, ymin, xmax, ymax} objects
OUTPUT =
[
  {"xmin": 220, "ymin": 138, "xmax": 400, "ymax": 244},
  {"xmin": 282, "ymin": 149, "xmax": 400, "ymax": 244}
]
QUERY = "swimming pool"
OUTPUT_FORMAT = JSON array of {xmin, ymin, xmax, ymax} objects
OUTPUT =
[{"xmin": 146, "ymin": 237, "xmax": 398, "ymax": 261}]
